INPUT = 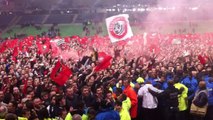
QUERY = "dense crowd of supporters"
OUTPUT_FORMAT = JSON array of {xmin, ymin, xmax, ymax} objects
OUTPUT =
[{"xmin": 0, "ymin": 32, "xmax": 213, "ymax": 120}]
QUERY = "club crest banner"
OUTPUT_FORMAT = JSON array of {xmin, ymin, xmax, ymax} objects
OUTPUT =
[{"xmin": 106, "ymin": 14, "xmax": 133, "ymax": 43}]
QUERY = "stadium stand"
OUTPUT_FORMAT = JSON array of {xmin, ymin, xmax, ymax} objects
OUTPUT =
[
  {"xmin": 17, "ymin": 15, "xmax": 46, "ymax": 24},
  {"xmin": 44, "ymin": 14, "xmax": 74, "ymax": 24},
  {"xmin": 0, "ymin": 14, "xmax": 15, "ymax": 28}
]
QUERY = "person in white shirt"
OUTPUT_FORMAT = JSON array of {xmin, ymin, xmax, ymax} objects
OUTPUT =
[{"xmin": 138, "ymin": 81, "xmax": 163, "ymax": 120}]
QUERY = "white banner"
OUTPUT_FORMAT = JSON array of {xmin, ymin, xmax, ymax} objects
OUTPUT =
[
  {"xmin": 106, "ymin": 14, "xmax": 133, "ymax": 43},
  {"xmin": 50, "ymin": 38, "xmax": 65, "ymax": 46}
]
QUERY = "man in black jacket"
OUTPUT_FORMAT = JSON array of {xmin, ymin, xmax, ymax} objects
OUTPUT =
[
  {"xmin": 149, "ymin": 80, "xmax": 179, "ymax": 120},
  {"xmin": 80, "ymin": 85, "xmax": 96, "ymax": 108},
  {"xmin": 65, "ymin": 87, "xmax": 79, "ymax": 112}
]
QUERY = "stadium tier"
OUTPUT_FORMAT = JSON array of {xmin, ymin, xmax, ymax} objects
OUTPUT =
[
  {"xmin": 44, "ymin": 14, "xmax": 75, "ymax": 24},
  {"xmin": 0, "ymin": 14, "xmax": 15, "ymax": 28},
  {"xmin": 18, "ymin": 15, "xmax": 46, "ymax": 24}
]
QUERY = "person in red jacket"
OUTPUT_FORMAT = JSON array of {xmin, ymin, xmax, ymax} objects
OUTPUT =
[{"xmin": 123, "ymin": 78, "xmax": 138, "ymax": 120}]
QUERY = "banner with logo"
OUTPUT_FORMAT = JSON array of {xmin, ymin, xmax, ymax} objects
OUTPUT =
[{"xmin": 106, "ymin": 14, "xmax": 133, "ymax": 43}]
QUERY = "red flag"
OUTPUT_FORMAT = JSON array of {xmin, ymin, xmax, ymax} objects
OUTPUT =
[
  {"xmin": 6, "ymin": 39, "xmax": 18, "ymax": 48},
  {"xmin": 18, "ymin": 41, "xmax": 24, "ymax": 52},
  {"xmin": 78, "ymin": 37, "xmax": 88, "ymax": 45},
  {"xmin": 50, "ymin": 61, "xmax": 72, "ymax": 86},
  {"xmin": 64, "ymin": 36, "xmax": 71, "ymax": 43},
  {"xmin": 11, "ymin": 47, "xmax": 19, "ymax": 62},
  {"xmin": 149, "ymin": 44, "xmax": 160, "ymax": 54},
  {"xmin": 28, "ymin": 35, "xmax": 34, "ymax": 40},
  {"xmin": 70, "ymin": 35, "xmax": 80, "ymax": 41},
  {"xmin": 198, "ymin": 55, "xmax": 206, "ymax": 65},
  {"xmin": 0, "ymin": 45, "xmax": 6, "ymax": 53},
  {"xmin": 13, "ymin": 47, "xmax": 19, "ymax": 57},
  {"xmin": 19, "ymin": 38, "xmax": 32, "ymax": 52},
  {"xmin": 95, "ymin": 52, "xmax": 112, "ymax": 72},
  {"xmin": 61, "ymin": 64, "xmax": 72, "ymax": 78},
  {"xmin": 24, "ymin": 37, "xmax": 33, "ymax": 46},
  {"xmin": 37, "ymin": 43, "xmax": 50, "ymax": 54}
]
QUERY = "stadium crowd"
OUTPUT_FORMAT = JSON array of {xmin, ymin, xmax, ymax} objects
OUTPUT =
[{"xmin": 0, "ymin": 32, "xmax": 213, "ymax": 120}]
